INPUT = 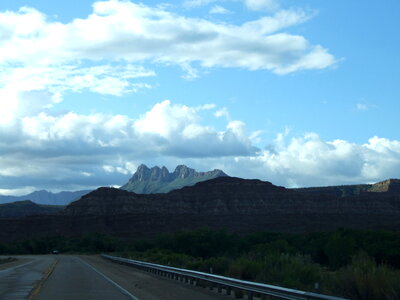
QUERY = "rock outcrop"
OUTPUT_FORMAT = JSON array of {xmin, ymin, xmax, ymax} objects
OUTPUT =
[{"xmin": 120, "ymin": 164, "xmax": 228, "ymax": 193}]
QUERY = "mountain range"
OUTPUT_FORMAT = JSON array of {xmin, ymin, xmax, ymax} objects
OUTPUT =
[
  {"xmin": 120, "ymin": 164, "xmax": 228, "ymax": 193},
  {"xmin": 0, "ymin": 190, "xmax": 92, "ymax": 206},
  {"xmin": 0, "ymin": 165, "xmax": 226, "ymax": 205},
  {"xmin": 1, "ymin": 176, "xmax": 399, "ymax": 242}
]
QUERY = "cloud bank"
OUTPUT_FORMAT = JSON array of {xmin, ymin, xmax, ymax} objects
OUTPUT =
[{"xmin": 1, "ymin": 98, "xmax": 400, "ymax": 194}]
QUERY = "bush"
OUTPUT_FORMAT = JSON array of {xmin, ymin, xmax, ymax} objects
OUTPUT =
[{"xmin": 331, "ymin": 252, "xmax": 400, "ymax": 300}]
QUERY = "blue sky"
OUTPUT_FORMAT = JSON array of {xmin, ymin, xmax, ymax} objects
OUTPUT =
[{"xmin": 0, "ymin": 0, "xmax": 399, "ymax": 195}]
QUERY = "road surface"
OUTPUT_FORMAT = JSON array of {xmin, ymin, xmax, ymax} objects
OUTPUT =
[
  {"xmin": 1, "ymin": 255, "xmax": 232, "ymax": 300},
  {"xmin": 0, "ymin": 256, "xmax": 54, "ymax": 300},
  {"xmin": 34, "ymin": 255, "xmax": 135, "ymax": 300}
]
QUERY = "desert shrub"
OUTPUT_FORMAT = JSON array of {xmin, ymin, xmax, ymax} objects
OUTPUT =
[
  {"xmin": 330, "ymin": 252, "xmax": 400, "ymax": 300},
  {"xmin": 227, "ymin": 257, "xmax": 263, "ymax": 281},
  {"xmin": 226, "ymin": 252, "xmax": 322, "ymax": 291},
  {"xmin": 200, "ymin": 256, "xmax": 232, "ymax": 274}
]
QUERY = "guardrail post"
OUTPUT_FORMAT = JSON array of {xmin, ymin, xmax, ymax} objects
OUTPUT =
[
  {"xmin": 234, "ymin": 289, "xmax": 244, "ymax": 299},
  {"xmin": 248, "ymin": 291, "xmax": 254, "ymax": 300},
  {"xmin": 227, "ymin": 286, "xmax": 232, "ymax": 295}
]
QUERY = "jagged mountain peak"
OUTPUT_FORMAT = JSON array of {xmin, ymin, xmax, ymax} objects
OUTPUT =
[
  {"xmin": 121, "ymin": 164, "xmax": 228, "ymax": 194},
  {"xmin": 173, "ymin": 165, "xmax": 195, "ymax": 179}
]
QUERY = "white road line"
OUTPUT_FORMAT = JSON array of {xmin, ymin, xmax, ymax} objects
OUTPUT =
[
  {"xmin": 77, "ymin": 257, "xmax": 140, "ymax": 300},
  {"xmin": 0, "ymin": 259, "xmax": 37, "ymax": 274}
]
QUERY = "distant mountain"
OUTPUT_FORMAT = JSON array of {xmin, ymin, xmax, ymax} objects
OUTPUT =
[
  {"xmin": 120, "ymin": 164, "xmax": 228, "ymax": 193},
  {"xmin": 0, "ymin": 200, "xmax": 63, "ymax": 218},
  {"xmin": 0, "ymin": 190, "xmax": 92, "ymax": 205}
]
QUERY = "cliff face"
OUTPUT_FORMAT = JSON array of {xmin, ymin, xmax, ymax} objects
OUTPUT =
[
  {"xmin": 368, "ymin": 179, "xmax": 400, "ymax": 193},
  {"xmin": 120, "ymin": 164, "xmax": 228, "ymax": 194},
  {"xmin": 1, "ymin": 177, "xmax": 400, "ymax": 242}
]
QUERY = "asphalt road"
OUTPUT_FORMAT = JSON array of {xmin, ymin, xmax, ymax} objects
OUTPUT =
[
  {"xmin": 1, "ymin": 255, "xmax": 232, "ymax": 300},
  {"xmin": 34, "ymin": 255, "xmax": 136, "ymax": 300},
  {"xmin": 0, "ymin": 256, "xmax": 54, "ymax": 300}
]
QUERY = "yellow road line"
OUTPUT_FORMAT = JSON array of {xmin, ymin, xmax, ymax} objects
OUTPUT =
[{"xmin": 29, "ymin": 258, "xmax": 59, "ymax": 300}]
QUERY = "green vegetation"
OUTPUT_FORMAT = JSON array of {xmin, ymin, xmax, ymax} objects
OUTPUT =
[{"xmin": 0, "ymin": 228, "xmax": 399, "ymax": 299}]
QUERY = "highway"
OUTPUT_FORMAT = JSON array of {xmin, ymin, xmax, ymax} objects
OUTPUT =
[
  {"xmin": 0, "ymin": 256, "xmax": 54, "ymax": 300},
  {"xmin": 0, "ymin": 255, "xmax": 231, "ymax": 300}
]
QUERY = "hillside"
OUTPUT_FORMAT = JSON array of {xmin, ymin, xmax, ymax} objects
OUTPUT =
[
  {"xmin": 64, "ymin": 176, "xmax": 400, "ymax": 236},
  {"xmin": 0, "ymin": 200, "xmax": 63, "ymax": 218},
  {"xmin": 1, "ymin": 177, "xmax": 400, "ymax": 242},
  {"xmin": 120, "ymin": 164, "xmax": 228, "ymax": 193}
]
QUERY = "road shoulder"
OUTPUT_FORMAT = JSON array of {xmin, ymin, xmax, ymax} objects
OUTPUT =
[{"xmin": 80, "ymin": 255, "xmax": 231, "ymax": 300}]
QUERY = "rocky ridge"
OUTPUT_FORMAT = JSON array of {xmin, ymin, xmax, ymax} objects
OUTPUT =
[
  {"xmin": 293, "ymin": 178, "xmax": 400, "ymax": 197},
  {"xmin": 120, "ymin": 164, "xmax": 228, "ymax": 194},
  {"xmin": 1, "ymin": 176, "xmax": 400, "ymax": 242}
]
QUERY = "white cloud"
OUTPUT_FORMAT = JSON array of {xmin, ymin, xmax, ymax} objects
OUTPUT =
[
  {"xmin": 0, "ymin": 1, "xmax": 335, "ymax": 131},
  {"xmin": 0, "ymin": 1, "xmax": 335, "ymax": 75},
  {"xmin": 0, "ymin": 187, "xmax": 37, "ymax": 196},
  {"xmin": 209, "ymin": 5, "xmax": 231, "ymax": 14},
  {"xmin": 1, "ymin": 97, "xmax": 400, "ymax": 193},
  {"xmin": 0, "ymin": 100, "xmax": 259, "ymax": 193},
  {"xmin": 244, "ymin": 0, "xmax": 279, "ymax": 11},
  {"xmin": 0, "ymin": 63, "xmax": 155, "ymax": 126},
  {"xmin": 214, "ymin": 107, "xmax": 230, "ymax": 119},
  {"xmin": 224, "ymin": 133, "xmax": 400, "ymax": 187}
]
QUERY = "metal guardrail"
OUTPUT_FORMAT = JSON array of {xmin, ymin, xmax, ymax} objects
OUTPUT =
[{"xmin": 101, "ymin": 254, "xmax": 348, "ymax": 300}]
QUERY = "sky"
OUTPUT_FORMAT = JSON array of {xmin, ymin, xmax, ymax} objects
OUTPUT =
[{"xmin": 0, "ymin": 0, "xmax": 399, "ymax": 195}]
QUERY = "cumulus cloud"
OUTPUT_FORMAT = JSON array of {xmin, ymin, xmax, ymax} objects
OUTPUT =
[
  {"xmin": 2, "ymin": 95, "xmax": 400, "ymax": 194},
  {"xmin": 0, "ymin": 62, "xmax": 155, "ymax": 125},
  {"xmin": 0, "ymin": 0, "xmax": 336, "ymax": 138},
  {"xmin": 0, "ymin": 0, "xmax": 335, "ymax": 132},
  {"xmin": 0, "ymin": 100, "xmax": 260, "ymax": 193},
  {"xmin": 0, "ymin": 1, "xmax": 335, "ymax": 75},
  {"xmin": 227, "ymin": 134, "xmax": 400, "ymax": 187}
]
